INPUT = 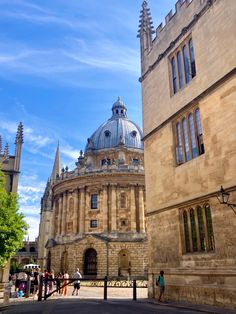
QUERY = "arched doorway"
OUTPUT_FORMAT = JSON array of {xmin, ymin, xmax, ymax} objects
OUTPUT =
[
  {"xmin": 84, "ymin": 248, "xmax": 97, "ymax": 276},
  {"xmin": 118, "ymin": 249, "xmax": 130, "ymax": 277}
]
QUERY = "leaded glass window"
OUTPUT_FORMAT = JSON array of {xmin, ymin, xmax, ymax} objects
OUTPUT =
[
  {"xmin": 171, "ymin": 57, "xmax": 178, "ymax": 94},
  {"xmin": 91, "ymin": 194, "xmax": 98, "ymax": 209},
  {"xmin": 183, "ymin": 210, "xmax": 191, "ymax": 253},
  {"xmin": 182, "ymin": 118, "xmax": 190, "ymax": 161},
  {"xmin": 177, "ymin": 51, "xmax": 183, "ymax": 89},
  {"xmin": 189, "ymin": 38, "xmax": 196, "ymax": 78},
  {"xmin": 205, "ymin": 205, "xmax": 215, "ymax": 251},
  {"xmin": 176, "ymin": 122, "xmax": 183, "ymax": 164},
  {"xmin": 189, "ymin": 113, "xmax": 197, "ymax": 158},
  {"xmin": 197, "ymin": 206, "xmax": 206, "ymax": 251},
  {"xmin": 183, "ymin": 45, "xmax": 190, "ymax": 84},
  {"xmin": 190, "ymin": 208, "xmax": 198, "ymax": 252}
]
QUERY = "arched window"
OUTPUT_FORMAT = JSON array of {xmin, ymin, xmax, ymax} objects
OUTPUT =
[
  {"xmin": 190, "ymin": 208, "xmax": 198, "ymax": 252},
  {"xmin": 182, "ymin": 118, "xmax": 190, "ymax": 161},
  {"xmin": 177, "ymin": 51, "xmax": 183, "ymax": 89},
  {"xmin": 197, "ymin": 206, "xmax": 206, "ymax": 251},
  {"xmin": 188, "ymin": 113, "xmax": 197, "ymax": 158},
  {"xmin": 189, "ymin": 38, "xmax": 196, "ymax": 78},
  {"xmin": 183, "ymin": 210, "xmax": 191, "ymax": 253},
  {"xmin": 171, "ymin": 57, "xmax": 177, "ymax": 94},
  {"xmin": 195, "ymin": 108, "xmax": 204, "ymax": 155},
  {"xmin": 205, "ymin": 205, "xmax": 214, "ymax": 251},
  {"xmin": 183, "ymin": 45, "xmax": 190, "ymax": 84},
  {"xmin": 176, "ymin": 122, "xmax": 183, "ymax": 164}
]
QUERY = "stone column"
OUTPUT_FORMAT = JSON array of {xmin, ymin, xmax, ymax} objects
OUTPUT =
[
  {"xmin": 110, "ymin": 184, "xmax": 117, "ymax": 232},
  {"xmin": 138, "ymin": 186, "xmax": 145, "ymax": 232},
  {"xmin": 85, "ymin": 188, "xmax": 90, "ymax": 232},
  {"xmin": 79, "ymin": 187, "xmax": 85, "ymax": 234},
  {"xmin": 58, "ymin": 195, "xmax": 63, "ymax": 235},
  {"xmin": 73, "ymin": 189, "xmax": 79, "ymax": 234},
  {"xmin": 130, "ymin": 185, "xmax": 136, "ymax": 231},
  {"xmin": 61, "ymin": 192, "xmax": 67, "ymax": 235},
  {"xmin": 52, "ymin": 200, "xmax": 56, "ymax": 238},
  {"xmin": 102, "ymin": 185, "xmax": 108, "ymax": 232}
]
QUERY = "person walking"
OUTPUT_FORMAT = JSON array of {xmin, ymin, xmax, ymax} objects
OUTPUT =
[
  {"xmin": 156, "ymin": 270, "xmax": 165, "ymax": 302},
  {"xmin": 61, "ymin": 271, "xmax": 69, "ymax": 296},
  {"xmin": 72, "ymin": 268, "xmax": 82, "ymax": 296},
  {"xmin": 32, "ymin": 268, "xmax": 40, "ymax": 299}
]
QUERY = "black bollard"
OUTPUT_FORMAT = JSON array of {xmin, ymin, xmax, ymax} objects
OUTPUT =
[
  {"xmin": 133, "ymin": 279, "xmax": 137, "ymax": 301},
  {"xmin": 104, "ymin": 276, "xmax": 108, "ymax": 300},
  {"xmin": 38, "ymin": 275, "xmax": 43, "ymax": 301}
]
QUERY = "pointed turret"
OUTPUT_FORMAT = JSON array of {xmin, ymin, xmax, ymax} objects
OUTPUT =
[
  {"xmin": 3, "ymin": 142, "xmax": 9, "ymax": 162},
  {"xmin": 51, "ymin": 142, "xmax": 61, "ymax": 181},
  {"xmin": 137, "ymin": 1, "xmax": 155, "ymax": 72},
  {"xmin": 14, "ymin": 122, "xmax": 24, "ymax": 171}
]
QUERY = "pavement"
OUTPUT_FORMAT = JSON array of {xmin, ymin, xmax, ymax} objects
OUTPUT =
[{"xmin": 0, "ymin": 286, "xmax": 235, "ymax": 314}]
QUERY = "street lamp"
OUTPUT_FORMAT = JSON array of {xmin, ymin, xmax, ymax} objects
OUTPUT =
[{"xmin": 216, "ymin": 186, "xmax": 236, "ymax": 215}]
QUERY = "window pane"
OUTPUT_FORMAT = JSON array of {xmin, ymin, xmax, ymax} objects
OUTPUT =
[
  {"xmin": 183, "ymin": 45, "xmax": 190, "ymax": 84},
  {"xmin": 91, "ymin": 194, "xmax": 98, "ymax": 209},
  {"xmin": 195, "ymin": 109, "xmax": 204, "ymax": 155},
  {"xmin": 183, "ymin": 210, "xmax": 191, "ymax": 253},
  {"xmin": 176, "ymin": 122, "xmax": 183, "ymax": 164},
  {"xmin": 189, "ymin": 113, "xmax": 198, "ymax": 158},
  {"xmin": 182, "ymin": 118, "xmax": 190, "ymax": 161},
  {"xmin": 189, "ymin": 39, "xmax": 196, "ymax": 78},
  {"xmin": 190, "ymin": 208, "xmax": 198, "ymax": 252},
  {"xmin": 90, "ymin": 220, "xmax": 97, "ymax": 228},
  {"xmin": 177, "ymin": 51, "xmax": 183, "ymax": 88},
  {"xmin": 205, "ymin": 205, "xmax": 215, "ymax": 251},
  {"xmin": 197, "ymin": 206, "xmax": 206, "ymax": 251},
  {"xmin": 171, "ymin": 57, "xmax": 178, "ymax": 94}
]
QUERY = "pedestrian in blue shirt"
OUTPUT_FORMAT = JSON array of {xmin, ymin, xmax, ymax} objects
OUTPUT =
[{"xmin": 156, "ymin": 270, "xmax": 165, "ymax": 302}]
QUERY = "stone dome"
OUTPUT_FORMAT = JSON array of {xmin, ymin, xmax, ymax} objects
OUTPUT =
[{"xmin": 85, "ymin": 97, "xmax": 143, "ymax": 152}]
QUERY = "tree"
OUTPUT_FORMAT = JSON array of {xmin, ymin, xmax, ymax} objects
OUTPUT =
[{"xmin": 0, "ymin": 168, "xmax": 28, "ymax": 267}]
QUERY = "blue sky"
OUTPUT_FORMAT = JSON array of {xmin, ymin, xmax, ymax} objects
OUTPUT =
[{"xmin": 0, "ymin": 0, "xmax": 176, "ymax": 240}]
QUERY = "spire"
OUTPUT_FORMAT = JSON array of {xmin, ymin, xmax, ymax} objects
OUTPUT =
[
  {"xmin": 137, "ymin": 1, "xmax": 155, "ymax": 65},
  {"xmin": 15, "ymin": 122, "xmax": 24, "ymax": 144},
  {"xmin": 51, "ymin": 142, "xmax": 61, "ymax": 181},
  {"xmin": 3, "ymin": 142, "xmax": 9, "ymax": 161}
]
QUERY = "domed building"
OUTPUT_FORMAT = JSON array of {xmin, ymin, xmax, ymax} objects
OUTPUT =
[{"xmin": 38, "ymin": 97, "xmax": 148, "ymax": 277}]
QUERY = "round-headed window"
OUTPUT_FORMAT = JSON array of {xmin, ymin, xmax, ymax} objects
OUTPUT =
[{"xmin": 104, "ymin": 130, "xmax": 111, "ymax": 137}]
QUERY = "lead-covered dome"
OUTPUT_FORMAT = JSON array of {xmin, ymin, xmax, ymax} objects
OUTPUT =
[{"xmin": 85, "ymin": 97, "xmax": 143, "ymax": 152}]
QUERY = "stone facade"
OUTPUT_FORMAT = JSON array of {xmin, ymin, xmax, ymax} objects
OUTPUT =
[
  {"xmin": 138, "ymin": 0, "xmax": 236, "ymax": 309},
  {"xmin": 11, "ymin": 241, "xmax": 38, "ymax": 267},
  {"xmin": 38, "ymin": 98, "xmax": 148, "ymax": 278},
  {"xmin": 0, "ymin": 123, "xmax": 23, "ymax": 284}
]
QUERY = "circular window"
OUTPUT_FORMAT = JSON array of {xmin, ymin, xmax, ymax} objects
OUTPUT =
[
  {"xmin": 104, "ymin": 130, "xmax": 111, "ymax": 137},
  {"xmin": 131, "ymin": 130, "xmax": 137, "ymax": 138}
]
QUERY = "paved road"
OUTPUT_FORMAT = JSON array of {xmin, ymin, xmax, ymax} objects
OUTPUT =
[{"xmin": 5, "ymin": 299, "xmax": 204, "ymax": 314}]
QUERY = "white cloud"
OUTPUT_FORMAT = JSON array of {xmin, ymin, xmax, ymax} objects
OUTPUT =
[{"xmin": 24, "ymin": 215, "xmax": 40, "ymax": 241}]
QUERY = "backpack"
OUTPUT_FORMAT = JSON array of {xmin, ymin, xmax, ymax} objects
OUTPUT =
[{"xmin": 156, "ymin": 276, "xmax": 160, "ymax": 286}]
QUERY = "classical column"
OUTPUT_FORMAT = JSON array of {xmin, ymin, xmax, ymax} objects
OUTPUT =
[
  {"xmin": 79, "ymin": 187, "xmax": 85, "ymax": 234},
  {"xmin": 52, "ymin": 199, "xmax": 56, "ymax": 238},
  {"xmin": 110, "ymin": 184, "xmax": 117, "ymax": 232},
  {"xmin": 130, "ymin": 185, "xmax": 137, "ymax": 231},
  {"xmin": 61, "ymin": 192, "xmax": 67, "ymax": 235},
  {"xmin": 138, "ymin": 186, "xmax": 145, "ymax": 232},
  {"xmin": 85, "ymin": 188, "xmax": 90, "ymax": 232},
  {"xmin": 102, "ymin": 185, "xmax": 108, "ymax": 232},
  {"xmin": 73, "ymin": 189, "xmax": 79, "ymax": 234},
  {"xmin": 58, "ymin": 194, "xmax": 63, "ymax": 235}
]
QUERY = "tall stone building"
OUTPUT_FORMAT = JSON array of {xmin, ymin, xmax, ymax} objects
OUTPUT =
[
  {"xmin": 0, "ymin": 123, "xmax": 24, "ymax": 283},
  {"xmin": 138, "ymin": 0, "xmax": 236, "ymax": 308},
  {"xmin": 38, "ymin": 97, "xmax": 148, "ymax": 277}
]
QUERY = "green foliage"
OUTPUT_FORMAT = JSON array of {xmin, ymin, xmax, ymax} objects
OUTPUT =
[{"xmin": 0, "ymin": 168, "xmax": 28, "ymax": 267}]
